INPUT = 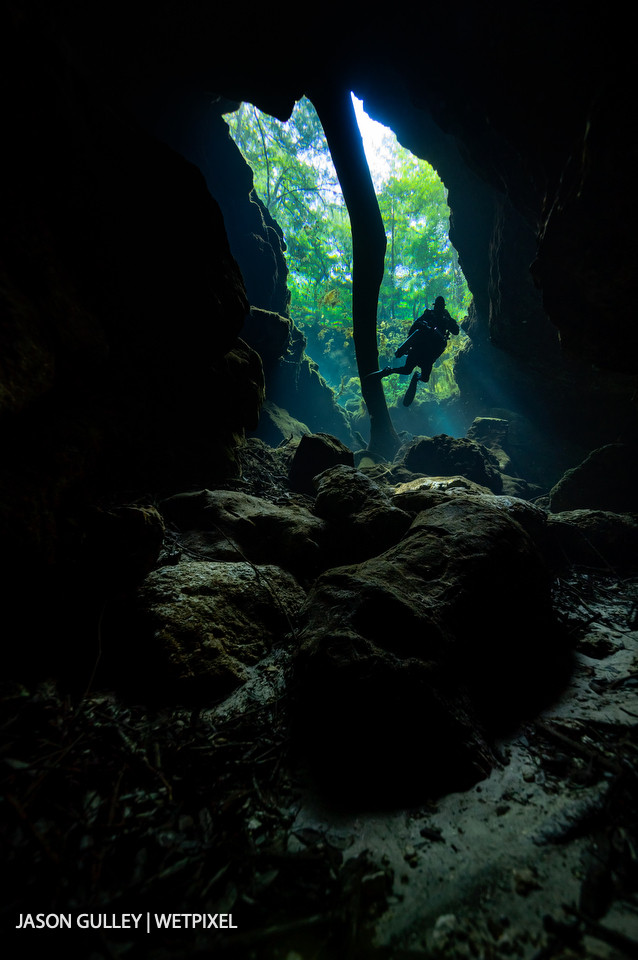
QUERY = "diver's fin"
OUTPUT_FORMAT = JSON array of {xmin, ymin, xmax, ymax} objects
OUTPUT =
[
  {"xmin": 366, "ymin": 366, "xmax": 392, "ymax": 379},
  {"xmin": 402, "ymin": 372, "xmax": 419, "ymax": 407}
]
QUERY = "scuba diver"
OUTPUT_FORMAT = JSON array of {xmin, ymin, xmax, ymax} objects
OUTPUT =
[{"xmin": 368, "ymin": 296, "xmax": 459, "ymax": 406}]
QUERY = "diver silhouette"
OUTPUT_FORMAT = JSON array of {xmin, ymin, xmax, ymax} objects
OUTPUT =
[{"xmin": 368, "ymin": 296, "xmax": 459, "ymax": 406}]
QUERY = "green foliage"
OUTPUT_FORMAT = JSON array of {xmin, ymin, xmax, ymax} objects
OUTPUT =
[{"xmin": 225, "ymin": 96, "xmax": 472, "ymax": 411}]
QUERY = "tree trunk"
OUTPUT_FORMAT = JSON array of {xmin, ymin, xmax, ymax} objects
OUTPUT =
[
  {"xmin": 390, "ymin": 199, "xmax": 396, "ymax": 320},
  {"xmin": 308, "ymin": 85, "xmax": 399, "ymax": 460}
]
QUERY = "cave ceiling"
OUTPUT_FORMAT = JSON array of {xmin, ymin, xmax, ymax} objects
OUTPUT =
[
  {"xmin": 46, "ymin": 0, "xmax": 630, "ymax": 374},
  {"xmin": 53, "ymin": 3, "xmax": 616, "ymax": 208},
  {"xmin": 17, "ymin": 1, "xmax": 638, "ymax": 376}
]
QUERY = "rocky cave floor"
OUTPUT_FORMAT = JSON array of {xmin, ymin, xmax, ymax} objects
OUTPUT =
[{"xmin": 2, "ymin": 441, "xmax": 638, "ymax": 960}]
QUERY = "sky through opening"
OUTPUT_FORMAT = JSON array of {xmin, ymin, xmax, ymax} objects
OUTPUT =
[{"xmin": 352, "ymin": 94, "xmax": 396, "ymax": 189}]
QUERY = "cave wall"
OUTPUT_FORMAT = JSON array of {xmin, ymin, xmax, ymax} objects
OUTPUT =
[
  {"xmin": 342, "ymin": 23, "xmax": 636, "ymax": 459},
  {"xmin": 2, "ymin": 1, "xmax": 637, "ymax": 587},
  {"xmin": 130, "ymin": 83, "xmax": 355, "ymax": 446},
  {"xmin": 131, "ymin": 86, "xmax": 291, "ymax": 318},
  {"xmin": 0, "ymin": 8, "xmax": 265, "ymax": 580}
]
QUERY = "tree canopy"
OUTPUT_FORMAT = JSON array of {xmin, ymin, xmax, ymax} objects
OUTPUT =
[{"xmin": 225, "ymin": 95, "xmax": 472, "ymax": 415}]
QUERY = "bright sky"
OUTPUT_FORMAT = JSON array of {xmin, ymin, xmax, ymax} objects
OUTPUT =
[{"xmin": 352, "ymin": 94, "xmax": 393, "ymax": 188}]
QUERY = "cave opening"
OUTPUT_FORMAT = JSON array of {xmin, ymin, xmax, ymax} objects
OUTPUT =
[{"xmin": 224, "ymin": 93, "xmax": 473, "ymax": 439}]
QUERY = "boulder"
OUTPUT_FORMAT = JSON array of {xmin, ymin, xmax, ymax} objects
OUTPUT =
[
  {"xmin": 81, "ymin": 504, "xmax": 165, "ymax": 587},
  {"xmin": 466, "ymin": 417, "xmax": 513, "ymax": 473},
  {"xmin": 391, "ymin": 481, "xmax": 549, "ymax": 548},
  {"xmin": 288, "ymin": 433, "xmax": 355, "ymax": 494},
  {"xmin": 392, "ymin": 475, "xmax": 493, "ymax": 507},
  {"xmin": 499, "ymin": 475, "xmax": 541, "ymax": 499},
  {"xmin": 313, "ymin": 464, "xmax": 412, "ymax": 563},
  {"xmin": 400, "ymin": 435, "xmax": 503, "ymax": 493},
  {"xmin": 136, "ymin": 560, "xmax": 305, "ymax": 697},
  {"xmin": 549, "ymin": 443, "xmax": 638, "ymax": 513},
  {"xmin": 160, "ymin": 489, "xmax": 327, "ymax": 579},
  {"xmin": 293, "ymin": 498, "xmax": 563, "ymax": 805},
  {"xmin": 547, "ymin": 509, "xmax": 638, "ymax": 570}
]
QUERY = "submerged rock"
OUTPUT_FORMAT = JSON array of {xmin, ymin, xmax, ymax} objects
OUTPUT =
[
  {"xmin": 252, "ymin": 399, "xmax": 311, "ymax": 446},
  {"xmin": 392, "ymin": 475, "xmax": 493, "ymax": 504},
  {"xmin": 82, "ymin": 503, "xmax": 165, "ymax": 586},
  {"xmin": 137, "ymin": 560, "xmax": 305, "ymax": 697},
  {"xmin": 313, "ymin": 464, "xmax": 412, "ymax": 563},
  {"xmin": 547, "ymin": 509, "xmax": 638, "ymax": 569},
  {"xmin": 549, "ymin": 443, "xmax": 638, "ymax": 513},
  {"xmin": 288, "ymin": 432, "xmax": 355, "ymax": 494},
  {"xmin": 466, "ymin": 416, "xmax": 513, "ymax": 473},
  {"xmin": 400, "ymin": 434, "xmax": 503, "ymax": 493},
  {"xmin": 391, "ymin": 482, "xmax": 549, "ymax": 548},
  {"xmin": 293, "ymin": 497, "xmax": 563, "ymax": 805},
  {"xmin": 242, "ymin": 307, "xmax": 292, "ymax": 366},
  {"xmin": 160, "ymin": 488, "xmax": 326, "ymax": 579}
]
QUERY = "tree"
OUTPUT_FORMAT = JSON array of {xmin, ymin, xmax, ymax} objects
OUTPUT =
[
  {"xmin": 227, "ymin": 99, "xmax": 341, "ymax": 222},
  {"xmin": 307, "ymin": 85, "xmax": 399, "ymax": 460},
  {"xmin": 377, "ymin": 148, "xmax": 471, "ymax": 322}
]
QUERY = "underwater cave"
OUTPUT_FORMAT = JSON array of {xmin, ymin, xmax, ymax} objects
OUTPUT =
[{"xmin": 2, "ymin": 3, "xmax": 638, "ymax": 957}]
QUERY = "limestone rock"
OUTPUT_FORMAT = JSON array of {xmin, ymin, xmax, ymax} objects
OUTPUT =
[
  {"xmin": 391, "ymin": 481, "xmax": 549, "ymax": 549},
  {"xmin": 271, "ymin": 354, "xmax": 356, "ymax": 447},
  {"xmin": 242, "ymin": 307, "xmax": 292, "ymax": 367},
  {"xmin": 499, "ymin": 475, "xmax": 541, "ymax": 500},
  {"xmin": 400, "ymin": 435, "xmax": 503, "ymax": 493},
  {"xmin": 288, "ymin": 433, "xmax": 355, "ymax": 494},
  {"xmin": 137, "ymin": 560, "xmax": 305, "ymax": 696},
  {"xmin": 392, "ymin": 475, "xmax": 493, "ymax": 510},
  {"xmin": 549, "ymin": 443, "xmax": 638, "ymax": 513},
  {"xmin": 466, "ymin": 417, "xmax": 513, "ymax": 473},
  {"xmin": 313, "ymin": 464, "xmax": 412, "ymax": 562},
  {"xmin": 160, "ymin": 488, "xmax": 326, "ymax": 579},
  {"xmin": 83, "ymin": 504, "xmax": 165, "ymax": 586},
  {"xmin": 293, "ymin": 498, "xmax": 561, "ymax": 804},
  {"xmin": 251, "ymin": 399, "xmax": 311, "ymax": 446},
  {"xmin": 314, "ymin": 463, "xmax": 402, "ymax": 521},
  {"xmin": 547, "ymin": 509, "xmax": 638, "ymax": 570}
]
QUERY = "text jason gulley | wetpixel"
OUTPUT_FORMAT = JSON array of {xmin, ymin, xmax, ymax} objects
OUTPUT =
[{"xmin": 15, "ymin": 914, "xmax": 238, "ymax": 930}]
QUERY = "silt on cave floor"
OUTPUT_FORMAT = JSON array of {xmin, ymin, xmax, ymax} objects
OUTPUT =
[{"xmin": 2, "ymin": 572, "xmax": 638, "ymax": 959}]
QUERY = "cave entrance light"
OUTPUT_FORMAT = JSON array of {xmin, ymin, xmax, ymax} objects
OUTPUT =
[{"xmin": 225, "ymin": 95, "xmax": 472, "ymax": 414}]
